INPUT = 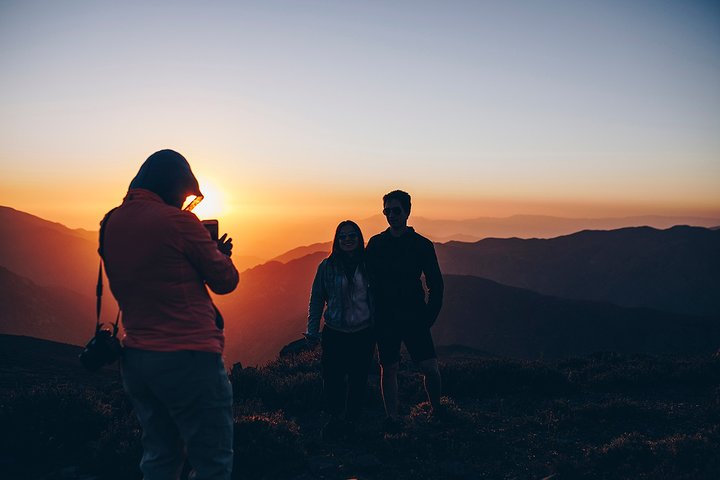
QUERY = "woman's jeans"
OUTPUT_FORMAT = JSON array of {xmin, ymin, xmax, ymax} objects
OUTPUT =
[
  {"xmin": 121, "ymin": 349, "xmax": 234, "ymax": 480},
  {"xmin": 321, "ymin": 327, "xmax": 375, "ymax": 421}
]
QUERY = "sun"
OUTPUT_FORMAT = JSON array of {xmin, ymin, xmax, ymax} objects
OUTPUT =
[{"xmin": 189, "ymin": 177, "xmax": 227, "ymax": 221}]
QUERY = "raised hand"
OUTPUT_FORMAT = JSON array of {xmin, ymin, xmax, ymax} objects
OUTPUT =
[{"xmin": 217, "ymin": 233, "xmax": 233, "ymax": 257}]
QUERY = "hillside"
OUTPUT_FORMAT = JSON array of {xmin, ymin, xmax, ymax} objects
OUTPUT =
[
  {"xmin": 408, "ymin": 213, "xmax": 720, "ymax": 242},
  {"xmin": 0, "ymin": 206, "xmax": 99, "ymax": 295},
  {"xmin": 2, "ymin": 207, "xmax": 719, "ymax": 367},
  {"xmin": 216, "ymin": 252, "xmax": 327, "ymax": 366},
  {"xmin": 0, "ymin": 334, "xmax": 119, "ymax": 388},
  {"xmin": 215, "ymin": 253, "xmax": 719, "ymax": 366},
  {"xmin": 436, "ymin": 225, "xmax": 720, "ymax": 316},
  {"xmin": 263, "ymin": 225, "xmax": 720, "ymax": 317},
  {"xmin": 0, "ymin": 267, "xmax": 98, "ymax": 346},
  {"xmin": 436, "ymin": 275, "xmax": 720, "ymax": 358},
  {"xmin": 264, "ymin": 214, "xmax": 720, "ymax": 264},
  {"xmin": 270, "ymin": 242, "xmax": 332, "ymax": 264},
  {"xmin": 1, "ymin": 335, "xmax": 719, "ymax": 480}
]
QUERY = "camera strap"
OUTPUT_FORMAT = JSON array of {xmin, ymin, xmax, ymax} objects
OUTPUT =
[
  {"xmin": 96, "ymin": 261, "xmax": 120, "ymax": 335},
  {"xmin": 96, "ymin": 207, "xmax": 120, "ymax": 335}
]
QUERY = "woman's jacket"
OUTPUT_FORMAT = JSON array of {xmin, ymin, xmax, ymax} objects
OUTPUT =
[{"xmin": 307, "ymin": 256, "xmax": 373, "ymax": 336}]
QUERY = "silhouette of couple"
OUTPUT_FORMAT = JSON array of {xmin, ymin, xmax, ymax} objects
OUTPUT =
[
  {"xmin": 306, "ymin": 190, "xmax": 444, "ymax": 439},
  {"xmin": 101, "ymin": 150, "xmax": 443, "ymax": 480}
]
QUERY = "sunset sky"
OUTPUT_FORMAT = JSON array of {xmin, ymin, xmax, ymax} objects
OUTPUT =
[{"xmin": 1, "ymin": 1, "xmax": 719, "ymax": 258}]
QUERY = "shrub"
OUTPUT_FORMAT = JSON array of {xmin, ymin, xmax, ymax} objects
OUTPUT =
[
  {"xmin": 0, "ymin": 385, "xmax": 112, "ymax": 475},
  {"xmin": 441, "ymin": 358, "xmax": 571, "ymax": 398},
  {"xmin": 232, "ymin": 412, "xmax": 305, "ymax": 479}
]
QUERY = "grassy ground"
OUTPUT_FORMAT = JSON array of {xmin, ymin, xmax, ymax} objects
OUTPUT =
[{"xmin": 1, "ymin": 338, "xmax": 719, "ymax": 479}]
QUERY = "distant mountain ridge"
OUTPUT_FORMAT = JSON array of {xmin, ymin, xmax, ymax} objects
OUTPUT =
[
  {"xmin": 437, "ymin": 274, "xmax": 719, "ymax": 359},
  {"xmin": 355, "ymin": 213, "xmax": 720, "ymax": 246},
  {"xmin": 215, "ymin": 252, "xmax": 327, "ymax": 366},
  {"xmin": 264, "ymin": 224, "xmax": 720, "ymax": 316},
  {"xmin": 2, "ymin": 206, "xmax": 718, "ymax": 365},
  {"xmin": 269, "ymin": 215, "xmax": 720, "ymax": 263},
  {"xmin": 0, "ymin": 206, "xmax": 99, "ymax": 295},
  {"xmin": 0, "ymin": 266, "xmax": 95, "ymax": 346},
  {"xmin": 215, "ymin": 249, "xmax": 719, "ymax": 366},
  {"xmin": 270, "ymin": 242, "xmax": 332, "ymax": 264},
  {"xmin": 435, "ymin": 225, "xmax": 720, "ymax": 316}
]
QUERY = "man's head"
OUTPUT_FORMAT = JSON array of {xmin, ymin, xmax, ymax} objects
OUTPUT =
[
  {"xmin": 129, "ymin": 149, "xmax": 203, "ymax": 208},
  {"xmin": 382, "ymin": 190, "xmax": 411, "ymax": 231}
]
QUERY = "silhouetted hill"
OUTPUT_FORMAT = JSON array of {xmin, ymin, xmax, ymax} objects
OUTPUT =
[
  {"xmin": 268, "ymin": 214, "xmax": 720, "ymax": 263},
  {"xmin": 436, "ymin": 275, "xmax": 720, "ymax": 359},
  {"xmin": 0, "ymin": 334, "xmax": 119, "ymax": 389},
  {"xmin": 233, "ymin": 255, "xmax": 266, "ymax": 271},
  {"xmin": 215, "ymin": 252, "xmax": 327, "ymax": 366},
  {"xmin": 4, "ymin": 206, "xmax": 718, "ymax": 366},
  {"xmin": 214, "ymin": 250, "xmax": 719, "ymax": 366},
  {"xmin": 269, "ymin": 242, "xmax": 332, "ymax": 264},
  {"xmin": 0, "ymin": 206, "xmax": 99, "ymax": 295},
  {"xmin": 360, "ymin": 213, "xmax": 720, "ymax": 245},
  {"xmin": 436, "ymin": 226, "xmax": 720, "ymax": 316},
  {"xmin": 0, "ymin": 267, "xmax": 96, "ymax": 346}
]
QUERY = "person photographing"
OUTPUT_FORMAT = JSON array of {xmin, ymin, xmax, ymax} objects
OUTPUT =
[{"xmin": 102, "ymin": 149, "xmax": 239, "ymax": 480}]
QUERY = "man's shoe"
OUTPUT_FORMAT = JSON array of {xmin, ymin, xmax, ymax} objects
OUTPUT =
[{"xmin": 382, "ymin": 416, "xmax": 403, "ymax": 434}]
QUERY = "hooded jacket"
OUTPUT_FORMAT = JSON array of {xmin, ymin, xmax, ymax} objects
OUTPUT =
[
  {"xmin": 307, "ymin": 256, "xmax": 373, "ymax": 336},
  {"xmin": 102, "ymin": 150, "xmax": 239, "ymax": 353}
]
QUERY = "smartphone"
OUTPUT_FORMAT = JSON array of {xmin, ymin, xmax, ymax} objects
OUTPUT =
[{"xmin": 202, "ymin": 219, "xmax": 219, "ymax": 241}]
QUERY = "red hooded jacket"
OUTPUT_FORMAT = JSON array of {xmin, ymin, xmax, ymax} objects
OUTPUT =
[{"xmin": 103, "ymin": 188, "xmax": 239, "ymax": 353}]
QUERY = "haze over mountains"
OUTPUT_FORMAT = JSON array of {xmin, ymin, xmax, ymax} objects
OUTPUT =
[{"xmin": 1, "ymin": 205, "xmax": 719, "ymax": 366}]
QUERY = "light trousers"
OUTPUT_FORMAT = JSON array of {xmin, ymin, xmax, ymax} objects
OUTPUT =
[{"xmin": 121, "ymin": 349, "xmax": 234, "ymax": 480}]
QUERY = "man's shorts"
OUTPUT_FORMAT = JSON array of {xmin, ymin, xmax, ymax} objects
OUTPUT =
[{"xmin": 376, "ymin": 314, "xmax": 436, "ymax": 365}]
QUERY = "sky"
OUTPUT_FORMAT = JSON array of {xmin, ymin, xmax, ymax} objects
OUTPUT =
[{"xmin": 1, "ymin": 0, "xmax": 719, "ymax": 258}]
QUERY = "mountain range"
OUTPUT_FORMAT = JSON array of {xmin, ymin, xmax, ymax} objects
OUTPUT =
[
  {"xmin": 354, "ymin": 213, "xmax": 720, "ymax": 246},
  {"xmin": 435, "ymin": 226, "xmax": 720, "ymax": 316},
  {"xmin": 0, "ymin": 266, "xmax": 94, "ymax": 346},
  {"xmin": 269, "ymin": 226, "xmax": 720, "ymax": 317},
  {"xmin": 1, "ymin": 205, "xmax": 718, "ymax": 366},
  {"xmin": 216, "ymin": 252, "xmax": 719, "ymax": 365}
]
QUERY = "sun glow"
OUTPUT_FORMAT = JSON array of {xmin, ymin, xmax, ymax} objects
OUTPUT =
[{"xmin": 191, "ymin": 178, "xmax": 228, "ymax": 221}]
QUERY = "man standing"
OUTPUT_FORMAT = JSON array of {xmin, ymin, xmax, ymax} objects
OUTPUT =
[
  {"xmin": 366, "ymin": 190, "xmax": 444, "ymax": 432},
  {"xmin": 103, "ymin": 149, "xmax": 239, "ymax": 480}
]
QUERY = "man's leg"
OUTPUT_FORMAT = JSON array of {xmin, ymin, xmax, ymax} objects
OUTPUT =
[
  {"xmin": 121, "ymin": 350, "xmax": 185, "ymax": 480},
  {"xmin": 418, "ymin": 358, "xmax": 442, "ymax": 411},
  {"xmin": 321, "ymin": 328, "xmax": 347, "ymax": 419},
  {"xmin": 161, "ymin": 352, "xmax": 234, "ymax": 480},
  {"xmin": 404, "ymin": 319, "xmax": 442, "ymax": 412},
  {"xmin": 380, "ymin": 361, "xmax": 400, "ymax": 418},
  {"xmin": 345, "ymin": 328, "xmax": 375, "ymax": 421},
  {"xmin": 377, "ymin": 322, "xmax": 402, "ymax": 420}
]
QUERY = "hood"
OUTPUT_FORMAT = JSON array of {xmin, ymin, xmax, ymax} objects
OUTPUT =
[{"xmin": 129, "ymin": 149, "xmax": 203, "ymax": 208}]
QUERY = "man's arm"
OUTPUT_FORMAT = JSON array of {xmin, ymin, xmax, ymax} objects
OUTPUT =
[
  {"xmin": 178, "ymin": 211, "xmax": 239, "ymax": 294},
  {"xmin": 365, "ymin": 235, "xmax": 382, "ymax": 287},
  {"xmin": 423, "ymin": 240, "xmax": 444, "ymax": 327}
]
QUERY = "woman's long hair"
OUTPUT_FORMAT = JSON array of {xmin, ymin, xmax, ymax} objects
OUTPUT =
[{"xmin": 329, "ymin": 220, "xmax": 365, "ymax": 261}]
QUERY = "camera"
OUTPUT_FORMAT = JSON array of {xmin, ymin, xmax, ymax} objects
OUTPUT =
[{"xmin": 79, "ymin": 327, "xmax": 122, "ymax": 371}]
